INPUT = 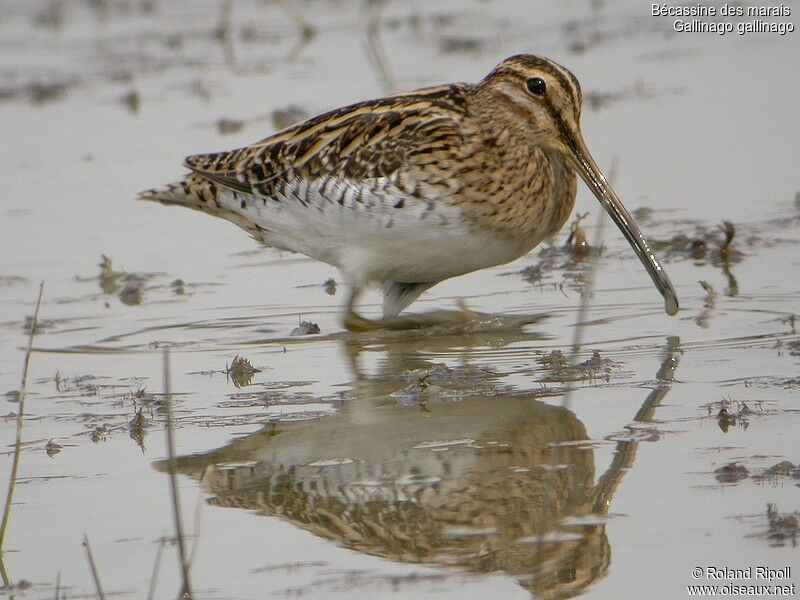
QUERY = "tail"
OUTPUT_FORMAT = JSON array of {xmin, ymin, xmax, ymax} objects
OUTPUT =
[{"xmin": 138, "ymin": 173, "xmax": 260, "ymax": 238}]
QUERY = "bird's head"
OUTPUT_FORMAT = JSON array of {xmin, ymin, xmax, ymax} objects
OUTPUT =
[
  {"xmin": 478, "ymin": 54, "xmax": 584, "ymax": 155},
  {"xmin": 478, "ymin": 54, "xmax": 679, "ymax": 316}
]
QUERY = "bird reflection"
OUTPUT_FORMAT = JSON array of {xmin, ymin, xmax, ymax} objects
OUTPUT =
[{"xmin": 159, "ymin": 334, "xmax": 681, "ymax": 599}]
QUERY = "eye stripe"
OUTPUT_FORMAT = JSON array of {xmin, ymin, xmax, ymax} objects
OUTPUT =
[
  {"xmin": 495, "ymin": 55, "xmax": 582, "ymax": 109},
  {"xmin": 547, "ymin": 62, "xmax": 582, "ymax": 108},
  {"xmin": 540, "ymin": 62, "xmax": 579, "ymax": 107}
]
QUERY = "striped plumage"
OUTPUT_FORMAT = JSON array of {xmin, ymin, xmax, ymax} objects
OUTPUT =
[{"xmin": 140, "ymin": 55, "xmax": 678, "ymax": 329}]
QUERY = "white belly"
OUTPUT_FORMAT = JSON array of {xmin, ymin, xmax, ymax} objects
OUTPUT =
[{"xmin": 217, "ymin": 179, "xmax": 541, "ymax": 285}]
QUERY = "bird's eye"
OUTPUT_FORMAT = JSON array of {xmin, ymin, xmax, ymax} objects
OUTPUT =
[{"xmin": 526, "ymin": 77, "xmax": 546, "ymax": 96}]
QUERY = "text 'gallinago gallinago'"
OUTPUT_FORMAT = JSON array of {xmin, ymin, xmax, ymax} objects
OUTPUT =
[{"xmin": 140, "ymin": 54, "xmax": 679, "ymax": 331}]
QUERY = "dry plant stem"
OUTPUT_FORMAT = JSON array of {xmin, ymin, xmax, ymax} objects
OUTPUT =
[
  {"xmin": 146, "ymin": 538, "xmax": 166, "ymax": 600},
  {"xmin": 563, "ymin": 156, "xmax": 617, "ymax": 409},
  {"xmin": 82, "ymin": 535, "xmax": 107, "ymax": 600},
  {"xmin": 188, "ymin": 490, "xmax": 204, "ymax": 568},
  {"xmin": 54, "ymin": 570, "xmax": 60, "ymax": 600},
  {"xmin": 0, "ymin": 282, "xmax": 44, "ymax": 552},
  {"xmin": 276, "ymin": 0, "xmax": 315, "ymax": 39},
  {"xmin": 217, "ymin": 0, "xmax": 235, "ymax": 67},
  {"xmin": 532, "ymin": 160, "xmax": 617, "ymax": 587},
  {"xmin": 0, "ymin": 556, "xmax": 10, "ymax": 591},
  {"xmin": 163, "ymin": 349, "xmax": 193, "ymax": 598},
  {"xmin": 364, "ymin": 0, "xmax": 394, "ymax": 93}
]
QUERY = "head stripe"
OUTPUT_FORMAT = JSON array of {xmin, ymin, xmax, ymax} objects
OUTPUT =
[{"xmin": 483, "ymin": 54, "xmax": 582, "ymax": 109}]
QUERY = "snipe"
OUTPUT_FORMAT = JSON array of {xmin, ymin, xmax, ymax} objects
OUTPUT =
[{"xmin": 140, "ymin": 54, "xmax": 678, "ymax": 331}]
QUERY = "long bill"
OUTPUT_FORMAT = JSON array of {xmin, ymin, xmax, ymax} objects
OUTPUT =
[{"xmin": 566, "ymin": 131, "xmax": 679, "ymax": 316}]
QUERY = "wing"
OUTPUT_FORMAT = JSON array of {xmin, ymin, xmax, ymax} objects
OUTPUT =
[{"xmin": 182, "ymin": 84, "xmax": 474, "ymax": 203}]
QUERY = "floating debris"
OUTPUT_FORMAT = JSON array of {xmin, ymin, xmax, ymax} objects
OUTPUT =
[
  {"xmin": 695, "ymin": 280, "xmax": 716, "ymax": 329},
  {"xmin": 129, "ymin": 407, "xmax": 147, "ymax": 450},
  {"xmin": 631, "ymin": 206, "xmax": 655, "ymax": 222},
  {"xmin": 0, "ymin": 275, "xmax": 27, "ymax": 287},
  {"xmin": 753, "ymin": 460, "xmax": 800, "ymax": 483},
  {"xmin": 90, "ymin": 425, "xmax": 109, "ymax": 444},
  {"xmin": 578, "ymin": 351, "xmax": 619, "ymax": 383},
  {"xmin": 216, "ymin": 117, "xmax": 245, "ymax": 135},
  {"xmin": 714, "ymin": 462, "xmax": 749, "ymax": 483},
  {"xmin": 765, "ymin": 504, "xmax": 799, "ymax": 546},
  {"xmin": 98, "ymin": 254, "xmax": 122, "ymax": 294},
  {"xmin": 23, "ymin": 315, "xmax": 55, "ymax": 334},
  {"xmin": 227, "ymin": 355, "xmax": 261, "ymax": 388},
  {"xmin": 129, "ymin": 386, "xmax": 160, "ymax": 407},
  {"xmin": 164, "ymin": 32, "xmax": 183, "ymax": 50},
  {"xmin": 53, "ymin": 373, "xmax": 101, "ymax": 396},
  {"xmin": 45, "ymin": 439, "xmax": 63, "ymax": 457},
  {"xmin": 251, "ymin": 560, "xmax": 327, "ymax": 574},
  {"xmin": 291, "ymin": 320, "xmax": 320, "ymax": 336},
  {"xmin": 323, "ymin": 278, "xmax": 337, "ymax": 296},
  {"xmin": 119, "ymin": 282, "xmax": 144, "ymax": 306},
  {"xmin": 707, "ymin": 396, "xmax": 759, "ymax": 433},
  {"xmin": 171, "ymin": 278, "xmax": 186, "ymax": 295},
  {"xmin": 535, "ymin": 349, "xmax": 620, "ymax": 384},
  {"xmin": 439, "ymin": 37, "xmax": 484, "ymax": 54},
  {"xmin": 652, "ymin": 220, "xmax": 744, "ymax": 269},
  {"xmin": 517, "ymin": 264, "xmax": 544, "ymax": 285},
  {"xmin": 767, "ymin": 461, "xmax": 800, "ymax": 477},
  {"xmin": 186, "ymin": 78, "xmax": 210, "ymax": 102},
  {"xmin": 715, "ymin": 221, "xmax": 736, "ymax": 259},
  {"xmin": 120, "ymin": 89, "xmax": 140, "ymax": 114},
  {"xmin": 390, "ymin": 376, "xmax": 432, "ymax": 406},
  {"xmin": 33, "ymin": 0, "xmax": 64, "ymax": 28},
  {"xmin": 541, "ymin": 349, "xmax": 568, "ymax": 370},
  {"xmin": 28, "ymin": 81, "xmax": 72, "ymax": 104},
  {"xmin": 272, "ymin": 105, "xmax": 308, "ymax": 131},
  {"xmin": 716, "ymin": 407, "xmax": 736, "ymax": 432},
  {"xmin": 401, "ymin": 363, "xmax": 497, "ymax": 385},
  {"xmin": 564, "ymin": 212, "xmax": 590, "ymax": 256}
]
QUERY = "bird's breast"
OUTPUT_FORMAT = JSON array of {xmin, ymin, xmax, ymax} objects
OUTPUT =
[{"xmin": 458, "ymin": 147, "xmax": 577, "ymax": 245}]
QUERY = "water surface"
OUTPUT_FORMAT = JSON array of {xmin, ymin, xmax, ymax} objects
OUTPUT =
[{"xmin": 1, "ymin": 1, "xmax": 798, "ymax": 599}]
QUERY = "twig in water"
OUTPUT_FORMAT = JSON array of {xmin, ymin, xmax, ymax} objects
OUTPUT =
[
  {"xmin": 163, "ymin": 348, "xmax": 193, "ymax": 598},
  {"xmin": 82, "ymin": 535, "xmax": 107, "ymax": 600},
  {"xmin": 275, "ymin": 0, "xmax": 315, "ymax": 63},
  {"xmin": 188, "ymin": 490, "xmax": 204, "ymax": 569},
  {"xmin": 216, "ymin": 0, "xmax": 236, "ymax": 68},
  {"xmin": 0, "ymin": 555, "xmax": 9, "ymax": 590},
  {"xmin": 364, "ymin": 0, "xmax": 395, "ymax": 93},
  {"xmin": 276, "ymin": 0, "xmax": 315, "ymax": 40},
  {"xmin": 531, "ymin": 158, "xmax": 617, "ymax": 587},
  {"xmin": 146, "ymin": 537, "xmax": 167, "ymax": 600},
  {"xmin": 0, "ymin": 282, "xmax": 44, "ymax": 553},
  {"xmin": 563, "ymin": 155, "xmax": 617, "ymax": 377}
]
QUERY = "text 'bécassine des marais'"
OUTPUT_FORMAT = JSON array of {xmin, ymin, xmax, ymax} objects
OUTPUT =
[
  {"xmin": 652, "ymin": 4, "xmax": 791, "ymax": 17},
  {"xmin": 652, "ymin": 4, "xmax": 794, "ymax": 35}
]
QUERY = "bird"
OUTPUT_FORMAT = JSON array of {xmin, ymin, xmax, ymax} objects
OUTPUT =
[{"xmin": 140, "ymin": 54, "xmax": 678, "ymax": 331}]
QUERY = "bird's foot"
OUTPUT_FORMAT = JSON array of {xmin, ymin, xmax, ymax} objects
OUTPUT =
[
  {"xmin": 342, "ymin": 308, "xmax": 383, "ymax": 333},
  {"xmin": 343, "ymin": 299, "xmax": 487, "ymax": 333}
]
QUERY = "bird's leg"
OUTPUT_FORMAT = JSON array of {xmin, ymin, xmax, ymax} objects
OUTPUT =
[
  {"xmin": 342, "ymin": 286, "xmax": 381, "ymax": 332},
  {"xmin": 343, "ymin": 286, "xmax": 480, "ymax": 333},
  {"xmin": 455, "ymin": 298, "xmax": 479, "ymax": 321}
]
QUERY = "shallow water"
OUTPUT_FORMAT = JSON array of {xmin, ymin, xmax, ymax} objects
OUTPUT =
[{"xmin": 1, "ymin": 1, "xmax": 799, "ymax": 599}]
